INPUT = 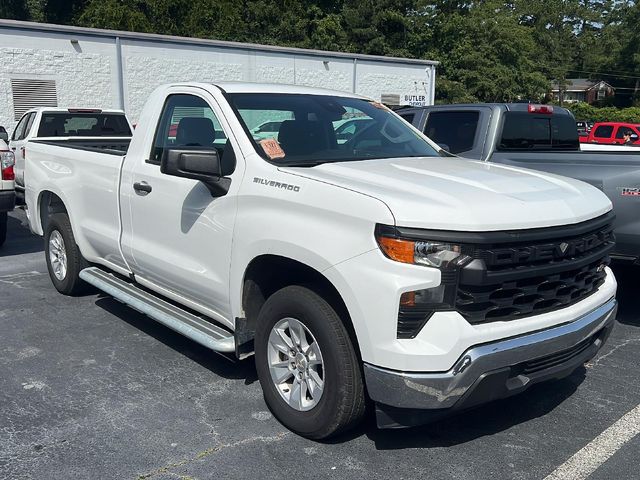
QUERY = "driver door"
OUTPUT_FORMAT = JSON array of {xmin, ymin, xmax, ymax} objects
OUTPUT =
[{"xmin": 120, "ymin": 88, "xmax": 242, "ymax": 325}]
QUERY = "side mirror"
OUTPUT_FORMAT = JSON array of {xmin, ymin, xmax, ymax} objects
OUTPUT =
[
  {"xmin": 0, "ymin": 132, "xmax": 7, "ymax": 142},
  {"xmin": 437, "ymin": 143, "xmax": 451, "ymax": 152},
  {"xmin": 160, "ymin": 148, "xmax": 231, "ymax": 197},
  {"xmin": 630, "ymin": 134, "xmax": 639, "ymax": 141}
]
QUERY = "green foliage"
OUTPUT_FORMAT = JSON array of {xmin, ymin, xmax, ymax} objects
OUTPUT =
[
  {"xmin": 566, "ymin": 102, "xmax": 640, "ymax": 123},
  {"xmin": 2, "ymin": 0, "xmax": 639, "ymax": 106}
]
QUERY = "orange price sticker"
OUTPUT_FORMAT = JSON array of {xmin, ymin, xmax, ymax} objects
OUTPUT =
[{"xmin": 259, "ymin": 138, "xmax": 286, "ymax": 160}]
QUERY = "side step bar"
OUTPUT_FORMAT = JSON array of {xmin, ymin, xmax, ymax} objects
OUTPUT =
[{"xmin": 79, "ymin": 267, "xmax": 235, "ymax": 353}]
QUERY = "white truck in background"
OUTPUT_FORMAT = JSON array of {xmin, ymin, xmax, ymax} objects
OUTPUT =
[
  {"xmin": 24, "ymin": 83, "xmax": 618, "ymax": 439},
  {"xmin": 9, "ymin": 107, "xmax": 132, "ymax": 201}
]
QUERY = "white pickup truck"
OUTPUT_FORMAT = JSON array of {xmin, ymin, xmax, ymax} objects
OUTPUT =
[
  {"xmin": 25, "ymin": 83, "xmax": 618, "ymax": 439},
  {"xmin": 10, "ymin": 107, "xmax": 132, "ymax": 200}
]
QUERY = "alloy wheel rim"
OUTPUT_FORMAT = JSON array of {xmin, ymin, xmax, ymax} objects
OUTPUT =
[
  {"xmin": 267, "ymin": 317, "xmax": 324, "ymax": 411},
  {"xmin": 49, "ymin": 230, "xmax": 67, "ymax": 281}
]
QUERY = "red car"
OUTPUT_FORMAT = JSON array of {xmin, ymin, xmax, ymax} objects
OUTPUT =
[{"xmin": 586, "ymin": 122, "xmax": 640, "ymax": 145}]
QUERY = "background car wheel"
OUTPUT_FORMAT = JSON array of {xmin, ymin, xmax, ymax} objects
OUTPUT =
[
  {"xmin": 44, "ymin": 213, "xmax": 88, "ymax": 295},
  {"xmin": 255, "ymin": 285, "xmax": 365, "ymax": 440},
  {"xmin": 0, "ymin": 212, "xmax": 6, "ymax": 247}
]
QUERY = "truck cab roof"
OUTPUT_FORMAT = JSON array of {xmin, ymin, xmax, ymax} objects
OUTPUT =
[
  {"xmin": 165, "ymin": 81, "xmax": 368, "ymax": 98},
  {"xmin": 398, "ymin": 103, "xmax": 574, "ymax": 116}
]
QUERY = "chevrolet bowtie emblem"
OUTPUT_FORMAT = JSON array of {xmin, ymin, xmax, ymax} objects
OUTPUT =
[{"xmin": 559, "ymin": 242, "xmax": 569, "ymax": 254}]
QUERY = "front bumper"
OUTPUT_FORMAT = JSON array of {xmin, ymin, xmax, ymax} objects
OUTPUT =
[
  {"xmin": 0, "ymin": 190, "xmax": 15, "ymax": 212},
  {"xmin": 364, "ymin": 297, "xmax": 617, "ymax": 428}
]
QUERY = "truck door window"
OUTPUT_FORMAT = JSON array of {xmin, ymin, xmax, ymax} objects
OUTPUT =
[
  {"xmin": 12, "ymin": 113, "xmax": 31, "ymax": 141},
  {"xmin": 615, "ymin": 126, "xmax": 636, "ymax": 139},
  {"xmin": 150, "ymin": 94, "xmax": 228, "ymax": 164},
  {"xmin": 593, "ymin": 125, "xmax": 613, "ymax": 138},
  {"xmin": 423, "ymin": 111, "xmax": 479, "ymax": 155},
  {"xmin": 398, "ymin": 113, "xmax": 415, "ymax": 124},
  {"xmin": 23, "ymin": 113, "xmax": 36, "ymax": 138}
]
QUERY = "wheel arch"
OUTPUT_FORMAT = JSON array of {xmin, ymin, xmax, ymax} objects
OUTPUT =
[
  {"xmin": 38, "ymin": 190, "xmax": 69, "ymax": 234},
  {"xmin": 240, "ymin": 254, "xmax": 361, "ymax": 360}
]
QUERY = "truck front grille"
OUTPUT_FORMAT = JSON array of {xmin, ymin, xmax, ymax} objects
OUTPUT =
[{"xmin": 455, "ymin": 213, "xmax": 614, "ymax": 325}]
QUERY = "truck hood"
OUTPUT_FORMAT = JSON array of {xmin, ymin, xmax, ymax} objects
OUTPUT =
[{"xmin": 283, "ymin": 156, "xmax": 612, "ymax": 231}]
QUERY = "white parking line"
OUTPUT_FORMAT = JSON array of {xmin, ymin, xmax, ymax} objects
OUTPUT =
[{"xmin": 543, "ymin": 404, "xmax": 640, "ymax": 480}]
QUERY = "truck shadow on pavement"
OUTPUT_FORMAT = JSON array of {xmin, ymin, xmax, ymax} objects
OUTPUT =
[
  {"xmin": 93, "ymin": 290, "xmax": 586, "ymax": 450},
  {"xmin": 88, "ymin": 263, "xmax": 638, "ymax": 449},
  {"xmin": 94, "ymin": 295, "xmax": 259, "ymax": 384},
  {"xmin": 610, "ymin": 263, "xmax": 639, "ymax": 327},
  {"xmin": 359, "ymin": 372, "xmax": 584, "ymax": 449},
  {"xmin": 0, "ymin": 211, "xmax": 44, "ymax": 257}
]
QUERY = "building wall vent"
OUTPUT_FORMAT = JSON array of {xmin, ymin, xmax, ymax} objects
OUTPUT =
[{"xmin": 11, "ymin": 79, "xmax": 58, "ymax": 120}]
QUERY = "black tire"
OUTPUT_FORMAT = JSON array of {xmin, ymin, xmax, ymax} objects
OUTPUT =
[
  {"xmin": 255, "ymin": 285, "xmax": 365, "ymax": 439},
  {"xmin": 44, "ymin": 213, "xmax": 88, "ymax": 295},
  {"xmin": 0, "ymin": 212, "xmax": 6, "ymax": 247}
]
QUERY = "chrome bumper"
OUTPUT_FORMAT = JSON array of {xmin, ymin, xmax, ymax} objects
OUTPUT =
[{"xmin": 365, "ymin": 298, "xmax": 617, "ymax": 417}]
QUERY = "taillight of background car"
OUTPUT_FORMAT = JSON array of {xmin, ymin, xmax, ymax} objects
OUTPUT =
[{"xmin": 0, "ymin": 149, "xmax": 15, "ymax": 180}]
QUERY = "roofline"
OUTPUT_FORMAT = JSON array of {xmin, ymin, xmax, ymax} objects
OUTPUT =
[{"xmin": 0, "ymin": 19, "xmax": 439, "ymax": 67}]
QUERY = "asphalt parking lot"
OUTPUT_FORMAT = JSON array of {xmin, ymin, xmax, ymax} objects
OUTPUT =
[{"xmin": 1, "ymin": 209, "xmax": 639, "ymax": 480}]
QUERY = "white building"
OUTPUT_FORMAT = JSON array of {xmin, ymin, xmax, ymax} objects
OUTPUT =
[{"xmin": 0, "ymin": 19, "xmax": 437, "ymax": 132}]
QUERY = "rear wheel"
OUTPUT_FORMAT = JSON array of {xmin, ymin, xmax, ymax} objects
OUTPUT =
[
  {"xmin": 44, "ymin": 213, "xmax": 88, "ymax": 295},
  {"xmin": 255, "ymin": 285, "xmax": 365, "ymax": 439},
  {"xmin": 0, "ymin": 212, "xmax": 7, "ymax": 247}
]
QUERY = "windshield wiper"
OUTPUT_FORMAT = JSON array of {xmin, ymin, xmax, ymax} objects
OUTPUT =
[{"xmin": 278, "ymin": 160, "xmax": 328, "ymax": 167}]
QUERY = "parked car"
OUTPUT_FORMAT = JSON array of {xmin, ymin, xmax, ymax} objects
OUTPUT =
[
  {"xmin": 0, "ymin": 138, "xmax": 15, "ymax": 247},
  {"xmin": 25, "ymin": 83, "xmax": 617, "ymax": 439},
  {"xmin": 398, "ymin": 103, "xmax": 640, "ymax": 263},
  {"xmin": 586, "ymin": 122, "xmax": 640, "ymax": 145},
  {"xmin": 0, "ymin": 126, "xmax": 8, "ymax": 142},
  {"xmin": 10, "ymin": 107, "xmax": 132, "ymax": 200},
  {"xmin": 576, "ymin": 121, "xmax": 592, "ymax": 143},
  {"xmin": 250, "ymin": 120, "xmax": 286, "ymax": 140}
]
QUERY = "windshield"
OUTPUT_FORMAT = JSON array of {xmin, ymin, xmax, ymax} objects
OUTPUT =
[{"xmin": 227, "ymin": 93, "xmax": 440, "ymax": 166}]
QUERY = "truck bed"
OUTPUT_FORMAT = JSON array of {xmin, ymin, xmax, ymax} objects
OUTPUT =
[
  {"xmin": 32, "ymin": 138, "xmax": 131, "ymax": 156},
  {"xmin": 24, "ymin": 139, "xmax": 125, "ymax": 268}
]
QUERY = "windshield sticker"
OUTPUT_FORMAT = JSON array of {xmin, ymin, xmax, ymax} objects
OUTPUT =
[
  {"xmin": 259, "ymin": 138, "xmax": 286, "ymax": 160},
  {"xmin": 620, "ymin": 187, "xmax": 640, "ymax": 197}
]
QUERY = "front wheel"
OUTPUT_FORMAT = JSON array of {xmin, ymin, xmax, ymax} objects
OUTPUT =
[
  {"xmin": 44, "ymin": 213, "xmax": 88, "ymax": 295},
  {"xmin": 255, "ymin": 285, "xmax": 365, "ymax": 439}
]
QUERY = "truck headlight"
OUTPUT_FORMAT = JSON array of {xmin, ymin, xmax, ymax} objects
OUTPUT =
[
  {"xmin": 375, "ymin": 228, "xmax": 470, "ymax": 269},
  {"xmin": 375, "ymin": 225, "xmax": 471, "ymax": 339}
]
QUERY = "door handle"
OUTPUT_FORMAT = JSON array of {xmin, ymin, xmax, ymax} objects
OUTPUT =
[{"xmin": 133, "ymin": 181, "xmax": 152, "ymax": 195}]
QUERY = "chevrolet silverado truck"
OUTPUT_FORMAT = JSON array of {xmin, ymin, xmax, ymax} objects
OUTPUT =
[
  {"xmin": 0, "ymin": 138, "xmax": 15, "ymax": 247},
  {"xmin": 10, "ymin": 107, "xmax": 132, "ymax": 202},
  {"xmin": 398, "ymin": 103, "xmax": 640, "ymax": 263},
  {"xmin": 25, "ymin": 83, "xmax": 617, "ymax": 439}
]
